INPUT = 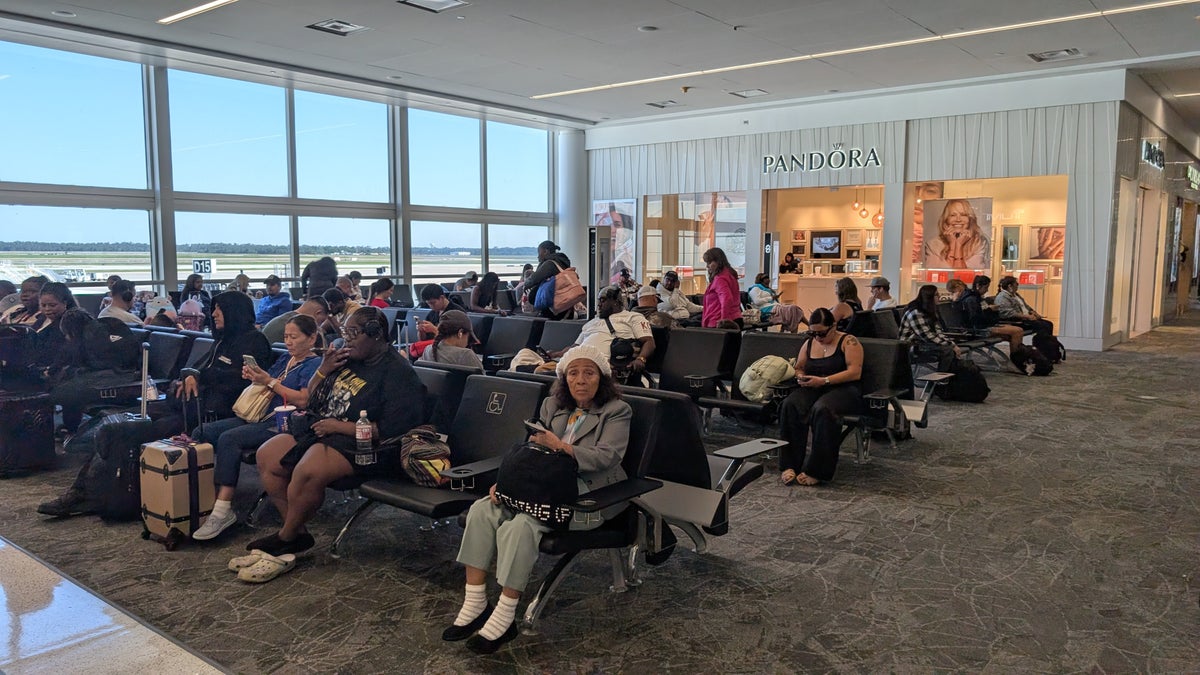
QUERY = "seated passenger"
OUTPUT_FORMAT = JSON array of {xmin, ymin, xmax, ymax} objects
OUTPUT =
[
  {"xmin": 1, "ymin": 275, "xmax": 49, "ymax": 326},
  {"xmin": 866, "ymin": 276, "xmax": 897, "ymax": 310},
  {"xmin": 831, "ymin": 277, "xmax": 864, "ymax": 331},
  {"xmin": 23, "ymin": 282, "xmax": 77, "ymax": 375},
  {"xmin": 255, "ymin": 275, "xmax": 291, "ymax": 327},
  {"xmin": 616, "ymin": 268, "xmax": 640, "ymax": 307},
  {"xmin": 98, "ymin": 279, "xmax": 142, "ymax": 325},
  {"xmin": 994, "ymin": 276, "xmax": 1054, "ymax": 336},
  {"xmin": 469, "ymin": 272, "xmax": 507, "ymax": 314},
  {"xmin": 245, "ymin": 308, "xmax": 424, "ymax": 566},
  {"xmin": 546, "ymin": 286, "xmax": 654, "ymax": 381},
  {"xmin": 262, "ymin": 298, "xmax": 329, "ymax": 345},
  {"xmin": 181, "ymin": 273, "xmax": 212, "ymax": 321},
  {"xmin": 0, "ymin": 280, "xmax": 18, "ymax": 316},
  {"xmin": 417, "ymin": 284, "xmax": 468, "ymax": 340},
  {"xmin": 344, "ymin": 271, "xmax": 364, "ymax": 301},
  {"xmin": 778, "ymin": 308, "xmax": 864, "ymax": 486},
  {"xmin": 454, "ymin": 271, "xmax": 479, "ymax": 292},
  {"xmin": 190, "ymin": 314, "xmax": 322, "ymax": 541},
  {"xmin": 632, "ymin": 285, "xmax": 675, "ymax": 328},
  {"xmin": 947, "ymin": 277, "xmax": 1023, "ymax": 351},
  {"xmin": 899, "ymin": 284, "xmax": 962, "ymax": 362},
  {"xmin": 367, "ymin": 278, "xmax": 395, "ymax": 309},
  {"xmin": 445, "ymin": 345, "xmax": 631, "ymax": 653},
  {"xmin": 48, "ymin": 309, "xmax": 140, "ymax": 435},
  {"xmin": 417, "ymin": 310, "xmax": 483, "ymax": 370},
  {"xmin": 322, "ymin": 288, "xmax": 360, "ymax": 337},
  {"xmin": 226, "ymin": 273, "xmax": 252, "ymax": 296},
  {"xmin": 748, "ymin": 273, "xmax": 806, "ymax": 333},
  {"xmin": 656, "ymin": 270, "xmax": 702, "ymax": 325}
]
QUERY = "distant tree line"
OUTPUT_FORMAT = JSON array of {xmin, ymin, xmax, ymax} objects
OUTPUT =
[{"xmin": 0, "ymin": 241, "xmax": 538, "ymax": 256}]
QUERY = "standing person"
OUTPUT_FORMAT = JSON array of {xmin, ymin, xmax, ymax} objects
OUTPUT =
[
  {"xmin": 0, "ymin": 276, "xmax": 48, "ymax": 326},
  {"xmin": 700, "ymin": 247, "xmax": 741, "ymax": 328},
  {"xmin": 469, "ymin": 272, "xmax": 506, "ymax": 314},
  {"xmin": 866, "ymin": 277, "xmax": 896, "ymax": 311},
  {"xmin": 418, "ymin": 310, "xmax": 483, "ymax": 370},
  {"xmin": 831, "ymin": 277, "xmax": 864, "ymax": 331},
  {"xmin": 523, "ymin": 240, "xmax": 572, "ymax": 319},
  {"xmin": 444, "ymin": 345, "xmax": 631, "ymax": 654},
  {"xmin": 656, "ymin": 270, "xmax": 702, "ymax": 325},
  {"xmin": 255, "ymin": 275, "xmax": 291, "ymax": 327},
  {"xmin": 924, "ymin": 199, "xmax": 990, "ymax": 269},
  {"xmin": 779, "ymin": 252, "xmax": 799, "ymax": 274},
  {"xmin": 778, "ymin": 308, "xmax": 864, "ymax": 486},
  {"xmin": 190, "ymin": 314, "xmax": 322, "ymax": 541},
  {"xmin": 98, "ymin": 280, "xmax": 141, "ymax": 325},
  {"xmin": 994, "ymin": 276, "xmax": 1054, "ymax": 336},
  {"xmin": 300, "ymin": 256, "xmax": 338, "ymax": 299},
  {"xmin": 367, "ymin": 279, "xmax": 395, "ymax": 309},
  {"xmin": 246, "ymin": 308, "xmax": 424, "ymax": 566}
]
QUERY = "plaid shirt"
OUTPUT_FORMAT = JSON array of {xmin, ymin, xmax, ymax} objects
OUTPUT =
[{"xmin": 899, "ymin": 308, "xmax": 954, "ymax": 346}]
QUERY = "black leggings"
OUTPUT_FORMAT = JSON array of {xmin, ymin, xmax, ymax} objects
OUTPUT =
[{"xmin": 778, "ymin": 384, "xmax": 861, "ymax": 482}]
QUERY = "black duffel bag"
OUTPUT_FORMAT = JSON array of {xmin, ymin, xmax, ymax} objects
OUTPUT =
[{"xmin": 494, "ymin": 441, "xmax": 578, "ymax": 528}]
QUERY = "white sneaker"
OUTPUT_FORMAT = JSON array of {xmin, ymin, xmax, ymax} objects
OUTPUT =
[{"xmin": 192, "ymin": 509, "xmax": 237, "ymax": 541}]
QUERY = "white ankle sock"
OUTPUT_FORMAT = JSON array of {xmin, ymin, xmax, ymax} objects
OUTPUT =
[
  {"xmin": 478, "ymin": 593, "xmax": 518, "ymax": 640},
  {"xmin": 210, "ymin": 499, "xmax": 232, "ymax": 520},
  {"xmin": 453, "ymin": 583, "xmax": 488, "ymax": 627}
]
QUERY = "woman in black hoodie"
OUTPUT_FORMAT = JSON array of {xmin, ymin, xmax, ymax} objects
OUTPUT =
[
  {"xmin": 176, "ymin": 291, "xmax": 272, "ymax": 420},
  {"xmin": 49, "ymin": 309, "xmax": 140, "ymax": 433}
]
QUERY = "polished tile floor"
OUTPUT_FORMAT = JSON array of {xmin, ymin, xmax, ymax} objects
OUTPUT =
[
  {"xmin": 0, "ymin": 536, "xmax": 224, "ymax": 674},
  {"xmin": 0, "ymin": 310, "xmax": 1198, "ymax": 672}
]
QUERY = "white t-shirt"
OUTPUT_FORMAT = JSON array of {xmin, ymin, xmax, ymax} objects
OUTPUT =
[
  {"xmin": 99, "ymin": 305, "xmax": 142, "ymax": 324},
  {"xmin": 574, "ymin": 310, "xmax": 652, "ymax": 356},
  {"xmin": 870, "ymin": 297, "xmax": 897, "ymax": 310}
]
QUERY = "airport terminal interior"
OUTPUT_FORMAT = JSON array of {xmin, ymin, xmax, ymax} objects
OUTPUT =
[{"xmin": 1, "ymin": 0, "xmax": 1199, "ymax": 672}]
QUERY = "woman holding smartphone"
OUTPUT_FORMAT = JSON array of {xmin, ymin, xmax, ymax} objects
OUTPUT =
[
  {"xmin": 190, "ymin": 314, "xmax": 322, "ymax": 541},
  {"xmin": 777, "ymin": 307, "xmax": 864, "ymax": 486}
]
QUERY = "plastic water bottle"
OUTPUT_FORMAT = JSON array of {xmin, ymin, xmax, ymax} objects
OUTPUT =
[
  {"xmin": 144, "ymin": 376, "xmax": 159, "ymax": 401},
  {"xmin": 355, "ymin": 410, "xmax": 374, "ymax": 465}
]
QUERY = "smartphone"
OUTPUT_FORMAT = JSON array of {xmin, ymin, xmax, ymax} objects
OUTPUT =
[
  {"xmin": 524, "ymin": 419, "xmax": 548, "ymax": 435},
  {"xmin": 243, "ymin": 355, "xmax": 259, "ymax": 369}
]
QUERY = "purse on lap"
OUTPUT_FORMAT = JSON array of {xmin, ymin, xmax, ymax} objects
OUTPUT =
[
  {"xmin": 231, "ymin": 383, "xmax": 273, "ymax": 423},
  {"xmin": 494, "ymin": 441, "xmax": 578, "ymax": 528}
]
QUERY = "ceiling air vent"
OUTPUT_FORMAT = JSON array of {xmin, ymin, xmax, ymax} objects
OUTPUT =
[
  {"xmin": 645, "ymin": 100, "xmax": 680, "ymax": 109},
  {"xmin": 730, "ymin": 88, "xmax": 770, "ymax": 99},
  {"xmin": 307, "ymin": 19, "xmax": 371, "ymax": 36},
  {"xmin": 1027, "ymin": 48, "xmax": 1083, "ymax": 63}
]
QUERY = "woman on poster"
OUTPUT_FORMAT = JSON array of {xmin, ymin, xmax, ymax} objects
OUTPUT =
[{"xmin": 923, "ymin": 199, "xmax": 990, "ymax": 269}]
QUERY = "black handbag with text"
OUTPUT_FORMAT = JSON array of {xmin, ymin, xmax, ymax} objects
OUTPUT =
[{"xmin": 494, "ymin": 441, "xmax": 578, "ymax": 528}]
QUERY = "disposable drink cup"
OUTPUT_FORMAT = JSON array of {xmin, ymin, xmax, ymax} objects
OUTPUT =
[{"xmin": 274, "ymin": 405, "xmax": 297, "ymax": 433}]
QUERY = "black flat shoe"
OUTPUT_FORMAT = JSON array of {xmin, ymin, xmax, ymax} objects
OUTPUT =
[
  {"xmin": 37, "ymin": 490, "xmax": 95, "ymax": 518},
  {"xmin": 465, "ymin": 622, "xmax": 519, "ymax": 655},
  {"xmin": 246, "ymin": 532, "xmax": 315, "ymax": 556},
  {"xmin": 441, "ymin": 605, "xmax": 493, "ymax": 642}
]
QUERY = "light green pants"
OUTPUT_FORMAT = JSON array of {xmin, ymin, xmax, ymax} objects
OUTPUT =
[{"xmin": 456, "ymin": 498, "xmax": 549, "ymax": 592}]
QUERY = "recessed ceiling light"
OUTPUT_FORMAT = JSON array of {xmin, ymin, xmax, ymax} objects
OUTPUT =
[
  {"xmin": 532, "ymin": 0, "xmax": 1200, "ymax": 99},
  {"xmin": 51, "ymin": 10, "xmax": 76, "ymax": 18},
  {"xmin": 1027, "ymin": 47, "xmax": 1083, "ymax": 63},
  {"xmin": 398, "ymin": 0, "xmax": 469, "ymax": 13},
  {"xmin": 637, "ymin": 25, "xmax": 659, "ymax": 32},
  {"xmin": 645, "ymin": 100, "xmax": 680, "ymax": 108},
  {"xmin": 307, "ymin": 19, "xmax": 372, "ymax": 36},
  {"xmin": 387, "ymin": 74, "xmax": 404, "ymax": 81},
  {"xmin": 730, "ymin": 88, "xmax": 769, "ymax": 98},
  {"xmin": 158, "ymin": 0, "xmax": 239, "ymax": 25},
  {"xmin": 825, "ymin": 89, "xmax": 840, "ymax": 93},
  {"xmin": 1175, "ymin": 92, "xmax": 1200, "ymax": 97}
]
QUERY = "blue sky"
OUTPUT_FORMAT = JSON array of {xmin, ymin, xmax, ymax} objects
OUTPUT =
[{"xmin": 0, "ymin": 40, "xmax": 549, "ymax": 250}]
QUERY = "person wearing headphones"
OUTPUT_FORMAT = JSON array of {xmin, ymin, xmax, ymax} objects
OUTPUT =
[
  {"xmin": 98, "ymin": 279, "xmax": 141, "ymax": 324},
  {"xmin": 243, "ymin": 307, "xmax": 425, "ymax": 573}
]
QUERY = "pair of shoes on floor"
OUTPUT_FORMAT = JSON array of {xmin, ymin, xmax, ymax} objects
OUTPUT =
[
  {"xmin": 235, "ymin": 550, "xmax": 296, "ymax": 583},
  {"xmin": 441, "ymin": 606, "xmax": 493, "ymax": 642},
  {"xmin": 37, "ymin": 490, "xmax": 95, "ymax": 518},
  {"xmin": 191, "ymin": 510, "xmax": 237, "ymax": 541},
  {"xmin": 228, "ymin": 550, "xmax": 266, "ymax": 572},
  {"xmin": 246, "ymin": 531, "xmax": 315, "ymax": 556},
  {"xmin": 465, "ymin": 623, "xmax": 519, "ymax": 655}
]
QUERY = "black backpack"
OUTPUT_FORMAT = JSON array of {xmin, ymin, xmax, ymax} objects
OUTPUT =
[
  {"xmin": 936, "ymin": 357, "xmax": 990, "ymax": 403},
  {"xmin": 1011, "ymin": 344, "xmax": 1053, "ymax": 376},
  {"xmin": 1031, "ymin": 332, "xmax": 1066, "ymax": 364}
]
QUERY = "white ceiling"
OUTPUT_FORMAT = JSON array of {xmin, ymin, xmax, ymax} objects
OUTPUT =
[{"xmin": 1, "ymin": 0, "xmax": 1199, "ymax": 126}]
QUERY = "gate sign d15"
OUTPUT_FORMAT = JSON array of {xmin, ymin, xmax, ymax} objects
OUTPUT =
[{"xmin": 192, "ymin": 259, "xmax": 215, "ymax": 276}]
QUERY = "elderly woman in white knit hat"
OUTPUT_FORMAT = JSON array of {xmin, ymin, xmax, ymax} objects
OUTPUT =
[{"xmin": 443, "ymin": 344, "xmax": 632, "ymax": 654}]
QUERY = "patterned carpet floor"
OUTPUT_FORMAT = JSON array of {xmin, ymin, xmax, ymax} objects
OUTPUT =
[{"xmin": 1, "ymin": 311, "xmax": 1198, "ymax": 673}]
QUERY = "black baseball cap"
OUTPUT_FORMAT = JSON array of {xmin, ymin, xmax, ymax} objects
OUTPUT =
[{"xmin": 264, "ymin": 275, "xmax": 282, "ymax": 286}]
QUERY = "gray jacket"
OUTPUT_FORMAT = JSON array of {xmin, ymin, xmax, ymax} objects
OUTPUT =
[{"xmin": 538, "ymin": 396, "xmax": 631, "ymax": 501}]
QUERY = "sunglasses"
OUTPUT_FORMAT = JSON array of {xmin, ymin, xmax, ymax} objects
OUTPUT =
[{"xmin": 810, "ymin": 327, "xmax": 832, "ymax": 338}]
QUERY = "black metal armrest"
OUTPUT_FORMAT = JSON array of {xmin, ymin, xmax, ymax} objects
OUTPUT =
[
  {"xmin": 485, "ymin": 353, "xmax": 516, "ymax": 365},
  {"xmin": 684, "ymin": 371, "xmax": 723, "ymax": 384},
  {"xmin": 443, "ymin": 455, "xmax": 503, "ymax": 480},
  {"xmin": 713, "ymin": 438, "xmax": 787, "ymax": 460},
  {"xmin": 573, "ymin": 477, "xmax": 662, "ymax": 512}
]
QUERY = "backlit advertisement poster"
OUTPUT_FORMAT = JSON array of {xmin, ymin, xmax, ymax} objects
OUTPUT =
[
  {"xmin": 921, "ymin": 197, "xmax": 993, "ymax": 269},
  {"xmin": 911, "ymin": 182, "xmax": 944, "ymax": 264},
  {"xmin": 594, "ymin": 199, "xmax": 637, "ymax": 283}
]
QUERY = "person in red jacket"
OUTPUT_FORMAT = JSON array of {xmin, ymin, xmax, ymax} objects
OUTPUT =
[{"xmin": 701, "ymin": 247, "xmax": 742, "ymax": 328}]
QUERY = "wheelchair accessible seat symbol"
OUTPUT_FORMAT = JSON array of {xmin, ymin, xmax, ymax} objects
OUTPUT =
[{"xmin": 486, "ymin": 392, "xmax": 507, "ymax": 415}]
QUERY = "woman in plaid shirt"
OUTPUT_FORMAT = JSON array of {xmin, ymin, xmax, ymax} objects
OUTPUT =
[{"xmin": 899, "ymin": 285, "xmax": 962, "ymax": 360}]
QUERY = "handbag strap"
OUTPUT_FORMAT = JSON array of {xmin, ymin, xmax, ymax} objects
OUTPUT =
[{"xmin": 603, "ymin": 316, "xmax": 617, "ymax": 335}]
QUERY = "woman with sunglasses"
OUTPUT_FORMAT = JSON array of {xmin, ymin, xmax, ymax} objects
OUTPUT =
[
  {"xmin": 242, "ymin": 308, "xmax": 424, "ymax": 575},
  {"xmin": 778, "ymin": 307, "xmax": 864, "ymax": 486}
]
